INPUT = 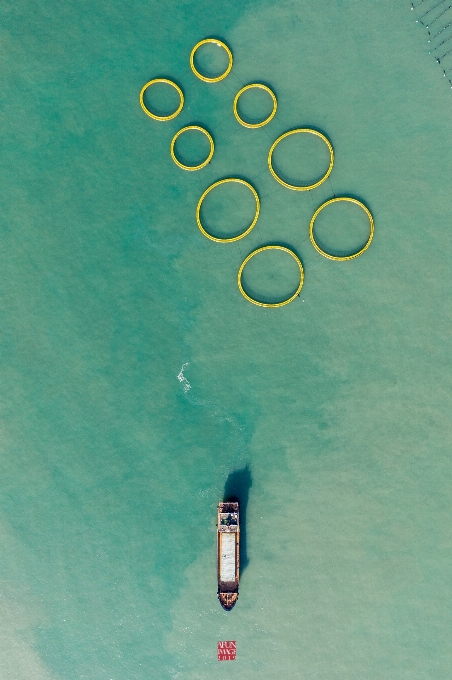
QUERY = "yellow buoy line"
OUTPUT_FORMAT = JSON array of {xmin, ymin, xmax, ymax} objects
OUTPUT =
[
  {"xmin": 170, "ymin": 126, "xmax": 214, "ymax": 171},
  {"xmin": 196, "ymin": 178, "xmax": 260, "ymax": 242},
  {"xmin": 190, "ymin": 38, "xmax": 233, "ymax": 83},
  {"xmin": 237, "ymin": 246, "xmax": 304, "ymax": 308},
  {"xmin": 138, "ymin": 38, "xmax": 374, "ymax": 307},
  {"xmin": 139, "ymin": 78, "xmax": 184, "ymax": 121},
  {"xmin": 309, "ymin": 197, "xmax": 375, "ymax": 261},
  {"xmin": 268, "ymin": 128, "xmax": 334, "ymax": 191},
  {"xmin": 233, "ymin": 84, "xmax": 277, "ymax": 128}
]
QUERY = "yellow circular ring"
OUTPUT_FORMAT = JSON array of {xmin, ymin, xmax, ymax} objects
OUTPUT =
[
  {"xmin": 170, "ymin": 125, "xmax": 214, "ymax": 171},
  {"xmin": 237, "ymin": 245, "xmax": 304, "ymax": 308},
  {"xmin": 233, "ymin": 84, "xmax": 277, "ymax": 128},
  {"xmin": 190, "ymin": 38, "xmax": 233, "ymax": 83},
  {"xmin": 309, "ymin": 197, "xmax": 374, "ymax": 261},
  {"xmin": 268, "ymin": 128, "xmax": 334, "ymax": 191},
  {"xmin": 139, "ymin": 78, "xmax": 184, "ymax": 121},
  {"xmin": 196, "ymin": 178, "xmax": 260, "ymax": 243}
]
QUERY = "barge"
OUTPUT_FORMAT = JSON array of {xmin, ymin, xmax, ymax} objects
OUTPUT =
[{"xmin": 217, "ymin": 502, "xmax": 239, "ymax": 610}]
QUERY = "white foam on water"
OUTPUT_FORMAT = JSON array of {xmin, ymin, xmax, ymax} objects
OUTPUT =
[{"xmin": 177, "ymin": 362, "xmax": 191, "ymax": 392}]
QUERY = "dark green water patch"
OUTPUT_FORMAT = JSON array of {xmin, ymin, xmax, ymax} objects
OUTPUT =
[{"xmin": 223, "ymin": 465, "xmax": 252, "ymax": 572}]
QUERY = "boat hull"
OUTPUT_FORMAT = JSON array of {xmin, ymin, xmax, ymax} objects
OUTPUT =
[{"xmin": 217, "ymin": 502, "xmax": 239, "ymax": 610}]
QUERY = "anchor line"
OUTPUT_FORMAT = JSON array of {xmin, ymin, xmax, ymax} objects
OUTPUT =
[
  {"xmin": 426, "ymin": 4, "xmax": 452, "ymax": 28},
  {"xmin": 439, "ymin": 46, "xmax": 452, "ymax": 59},
  {"xmin": 431, "ymin": 20, "xmax": 451, "ymax": 38},
  {"xmin": 420, "ymin": 0, "xmax": 447, "ymax": 19}
]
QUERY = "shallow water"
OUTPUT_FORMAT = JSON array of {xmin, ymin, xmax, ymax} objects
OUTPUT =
[{"xmin": 1, "ymin": 0, "xmax": 452, "ymax": 678}]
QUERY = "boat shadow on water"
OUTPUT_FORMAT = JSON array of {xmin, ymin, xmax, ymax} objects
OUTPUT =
[{"xmin": 223, "ymin": 464, "xmax": 252, "ymax": 573}]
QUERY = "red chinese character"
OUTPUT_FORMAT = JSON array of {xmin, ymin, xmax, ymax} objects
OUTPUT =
[{"xmin": 217, "ymin": 641, "xmax": 236, "ymax": 661}]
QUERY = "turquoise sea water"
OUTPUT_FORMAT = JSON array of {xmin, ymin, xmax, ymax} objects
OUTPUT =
[{"xmin": 1, "ymin": 0, "xmax": 452, "ymax": 678}]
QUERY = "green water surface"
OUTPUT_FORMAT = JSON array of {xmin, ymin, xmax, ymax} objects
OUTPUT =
[{"xmin": 1, "ymin": 0, "xmax": 452, "ymax": 678}]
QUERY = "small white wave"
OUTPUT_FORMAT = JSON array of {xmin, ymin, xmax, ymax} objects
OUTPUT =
[{"xmin": 177, "ymin": 362, "xmax": 191, "ymax": 392}]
